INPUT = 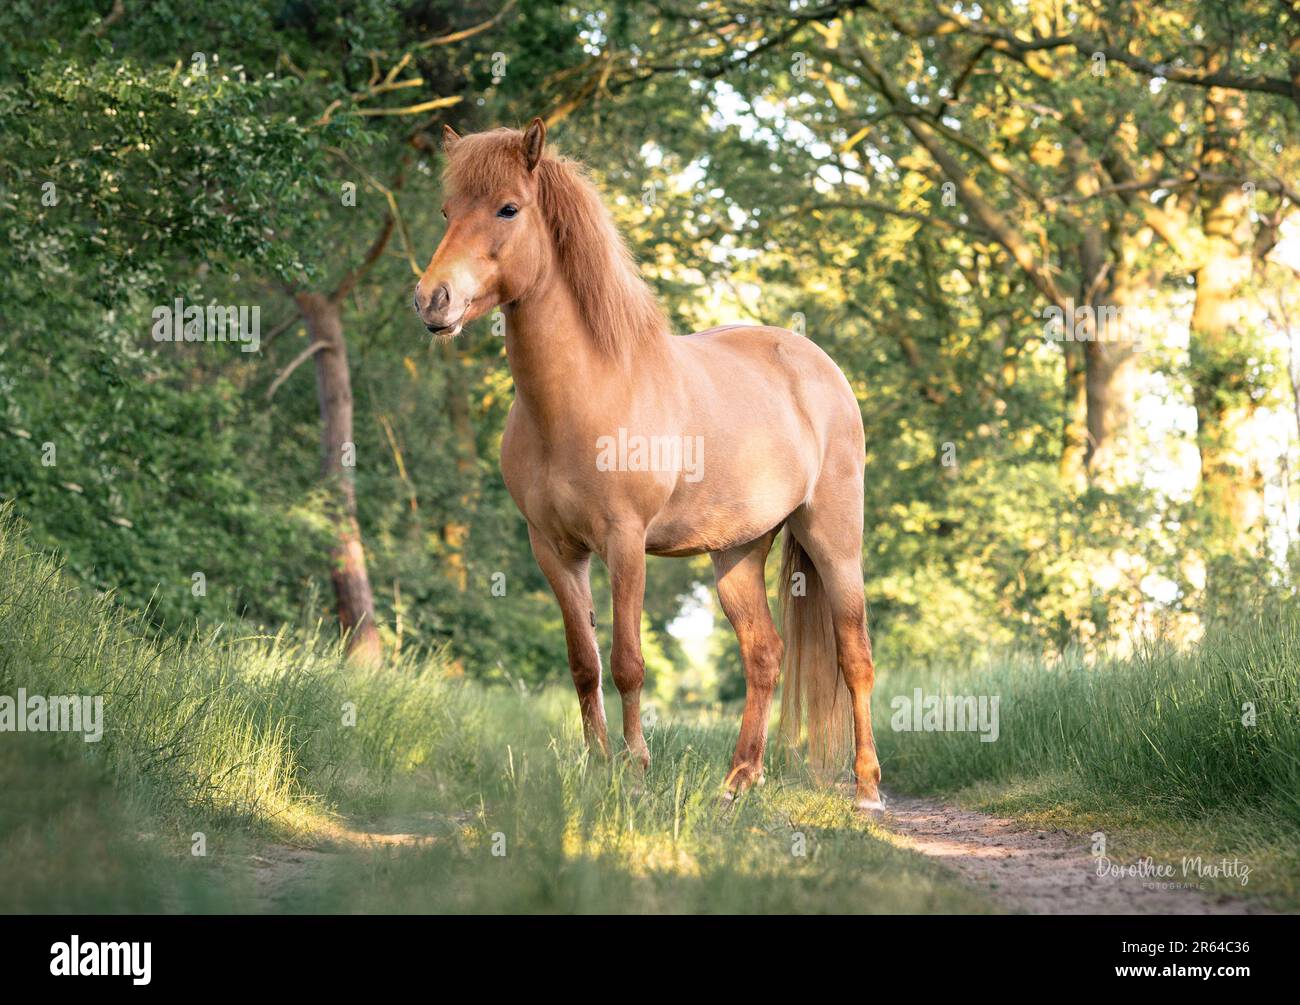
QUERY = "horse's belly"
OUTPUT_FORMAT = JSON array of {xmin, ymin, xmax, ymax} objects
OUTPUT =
[{"xmin": 644, "ymin": 479, "xmax": 803, "ymax": 555}]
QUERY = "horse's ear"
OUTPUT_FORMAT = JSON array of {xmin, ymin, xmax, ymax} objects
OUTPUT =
[
  {"xmin": 522, "ymin": 117, "xmax": 546, "ymax": 172},
  {"xmin": 442, "ymin": 124, "xmax": 461, "ymax": 152}
]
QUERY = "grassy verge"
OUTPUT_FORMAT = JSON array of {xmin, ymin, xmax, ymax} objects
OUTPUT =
[
  {"xmin": 7, "ymin": 501, "xmax": 1296, "ymax": 913},
  {"xmin": 874, "ymin": 617, "xmax": 1300, "ymax": 908},
  {"xmin": 272, "ymin": 688, "xmax": 994, "ymax": 914},
  {"xmin": 0, "ymin": 510, "xmax": 989, "ymax": 914},
  {"xmin": 0, "ymin": 505, "xmax": 469, "ymax": 910}
]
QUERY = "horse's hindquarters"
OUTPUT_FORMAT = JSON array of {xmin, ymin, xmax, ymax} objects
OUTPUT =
[{"xmin": 638, "ymin": 326, "xmax": 862, "ymax": 554}]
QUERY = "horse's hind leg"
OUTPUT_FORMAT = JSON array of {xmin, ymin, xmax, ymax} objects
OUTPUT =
[
  {"xmin": 787, "ymin": 502, "xmax": 882, "ymax": 811},
  {"xmin": 829, "ymin": 572, "xmax": 881, "ymax": 810},
  {"xmin": 711, "ymin": 530, "xmax": 781, "ymax": 792}
]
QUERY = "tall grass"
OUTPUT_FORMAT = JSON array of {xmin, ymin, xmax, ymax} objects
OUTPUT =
[
  {"xmin": 285, "ymin": 717, "xmax": 990, "ymax": 914},
  {"xmin": 0, "ymin": 508, "xmax": 992, "ymax": 914},
  {"xmin": 0, "ymin": 506, "xmax": 473, "ymax": 837},
  {"xmin": 875, "ymin": 611, "xmax": 1300, "ymax": 827},
  {"xmin": 6, "ymin": 501, "xmax": 1296, "ymax": 913}
]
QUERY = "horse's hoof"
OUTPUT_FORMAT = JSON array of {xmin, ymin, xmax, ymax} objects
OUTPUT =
[
  {"xmin": 619, "ymin": 746, "xmax": 650, "ymax": 773},
  {"xmin": 724, "ymin": 763, "xmax": 764, "ymax": 792},
  {"xmin": 855, "ymin": 793, "xmax": 887, "ymax": 815}
]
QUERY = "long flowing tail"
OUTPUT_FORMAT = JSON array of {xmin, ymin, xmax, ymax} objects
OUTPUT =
[{"xmin": 777, "ymin": 531, "xmax": 852, "ymax": 779}]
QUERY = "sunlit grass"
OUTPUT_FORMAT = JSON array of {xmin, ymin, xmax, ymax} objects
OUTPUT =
[
  {"xmin": 9, "ymin": 495, "xmax": 1294, "ymax": 913},
  {"xmin": 279, "ymin": 697, "xmax": 994, "ymax": 914},
  {"xmin": 875, "ymin": 616, "xmax": 1300, "ymax": 908},
  {"xmin": 0, "ymin": 510, "xmax": 463, "ymax": 842},
  {"xmin": 0, "ymin": 508, "xmax": 990, "ymax": 913},
  {"xmin": 876, "ymin": 620, "xmax": 1300, "ymax": 821}
]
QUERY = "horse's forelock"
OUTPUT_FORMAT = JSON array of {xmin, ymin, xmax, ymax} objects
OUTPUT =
[{"xmin": 442, "ymin": 128, "xmax": 531, "ymax": 199}]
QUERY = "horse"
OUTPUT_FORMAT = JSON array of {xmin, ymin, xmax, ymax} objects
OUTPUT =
[{"xmin": 414, "ymin": 119, "xmax": 882, "ymax": 811}]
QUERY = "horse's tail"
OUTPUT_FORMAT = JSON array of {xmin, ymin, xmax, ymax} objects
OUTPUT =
[{"xmin": 777, "ymin": 531, "xmax": 853, "ymax": 780}]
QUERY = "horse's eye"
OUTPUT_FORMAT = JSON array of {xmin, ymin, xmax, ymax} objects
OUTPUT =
[{"xmin": 497, "ymin": 204, "xmax": 519, "ymax": 219}]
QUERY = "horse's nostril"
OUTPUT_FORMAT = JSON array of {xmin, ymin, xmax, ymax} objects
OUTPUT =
[{"xmin": 432, "ymin": 283, "xmax": 450, "ymax": 312}]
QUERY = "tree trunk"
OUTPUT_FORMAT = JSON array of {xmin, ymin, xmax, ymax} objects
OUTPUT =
[
  {"xmin": 1068, "ymin": 140, "xmax": 1143, "ymax": 491},
  {"xmin": 1061, "ymin": 339, "xmax": 1089, "ymax": 491},
  {"xmin": 1082, "ymin": 260, "xmax": 1141, "ymax": 491},
  {"xmin": 1190, "ymin": 85, "xmax": 1262, "ymax": 554},
  {"xmin": 296, "ymin": 291, "xmax": 383, "ymax": 665}
]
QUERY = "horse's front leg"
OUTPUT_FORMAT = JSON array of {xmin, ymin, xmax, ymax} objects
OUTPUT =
[
  {"xmin": 528, "ymin": 526, "xmax": 610, "ymax": 757},
  {"xmin": 604, "ymin": 527, "xmax": 651, "ymax": 770}
]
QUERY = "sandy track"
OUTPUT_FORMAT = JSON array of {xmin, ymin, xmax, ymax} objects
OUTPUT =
[
  {"xmin": 248, "ymin": 812, "xmax": 452, "ymax": 910},
  {"xmin": 245, "ymin": 799, "xmax": 1271, "ymax": 914},
  {"xmin": 879, "ymin": 792, "xmax": 1271, "ymax": 915}
]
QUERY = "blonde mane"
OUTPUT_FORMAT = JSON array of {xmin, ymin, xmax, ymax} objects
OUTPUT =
[{"xmin": 443, "ymin": 128, "xmax": 667, "ymax": 356}]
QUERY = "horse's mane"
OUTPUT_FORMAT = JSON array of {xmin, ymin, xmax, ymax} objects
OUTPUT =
[{"xmin": 442, "ymin": 128, "xmax": 667, "ymax": 357}]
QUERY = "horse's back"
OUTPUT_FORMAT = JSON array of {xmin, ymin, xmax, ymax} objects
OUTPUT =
[
  {"xmin": 680, "ymin": 322, "xmax": 848, "ymax": 376},
  {"xmin": 675, "ymin": 323, "xmax": 861, "ymax": 433}
]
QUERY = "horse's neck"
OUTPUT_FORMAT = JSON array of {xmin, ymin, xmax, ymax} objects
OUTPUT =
[{"xmin": 504, "ymin": 276, "xmax": 668, "ymax": 437}]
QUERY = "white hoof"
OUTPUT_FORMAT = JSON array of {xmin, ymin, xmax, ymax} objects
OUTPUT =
[{"xmin": 855, "ymin": 795, "xmax": 887, "ymax": 813}]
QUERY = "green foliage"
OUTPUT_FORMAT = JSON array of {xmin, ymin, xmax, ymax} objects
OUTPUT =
[
  {"xmin": 0, "ymin": 56, "xmax": 344, "ymax": 303},
  {"xmin": 0, "ymin": 259, "xmax": 338, "ymax": 627},
  {"xmin": 1, "ymin": 0, "xmax": 1297, "ymax": 692}
]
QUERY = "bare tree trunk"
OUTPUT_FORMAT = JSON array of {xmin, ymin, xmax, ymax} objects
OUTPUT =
[
  {"xmin": 296, "ymin": 291, "xmax": 383, "ymax": 665},
  {"xmin": 1061, "ymin": 339, "xmax": 1089, "ymax": 490},
  {"xmin": 1191, "ymin": 85, "xmax": 1262, "ymax": 554},
  {"xmin": 1068, "ymin": 141, "xmax": 1143, "ymax": 490},
  {"xmin": 1082, "ymin": 257, "xmax": 1141, "ymax": 491}
]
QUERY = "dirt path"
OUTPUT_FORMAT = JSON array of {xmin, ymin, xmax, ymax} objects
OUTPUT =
[
  {"xmin": 245, "ymin": 798, "xmax": 1270, "ymax": 914},
  {"xmin": 247, "ymin": 811, "xmax": 454, "ymax": 911},
  {"xmin": 879, "ymin": 792, "xmax": 1270, "ymax": 915}
]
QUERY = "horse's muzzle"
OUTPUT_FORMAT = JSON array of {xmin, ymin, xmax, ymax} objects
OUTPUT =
[{"xmin": 425, "ymin": 320, "xmax": 463, "ymax": 339}]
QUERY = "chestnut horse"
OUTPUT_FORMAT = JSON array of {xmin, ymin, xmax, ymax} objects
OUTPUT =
[{"xmin": 414, "ymin": 119, "xmax": 881, "ymax": 811}]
